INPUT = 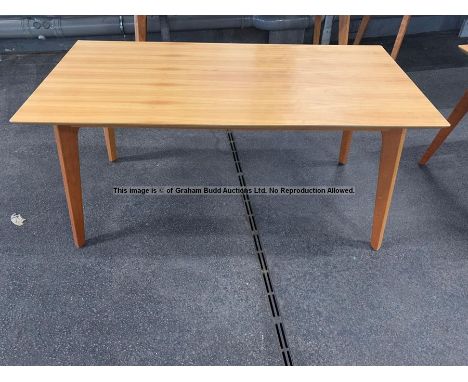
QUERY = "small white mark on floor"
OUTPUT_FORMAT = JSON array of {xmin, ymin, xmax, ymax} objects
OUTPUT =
[{"xmin": 11, "ymin": 213, "xmax": 26, "ymax": 226}]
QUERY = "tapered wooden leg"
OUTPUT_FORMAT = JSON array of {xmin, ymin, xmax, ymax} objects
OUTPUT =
[
  {"xmin": 339, "ymin": 131, "xmax": 353, "ymax": 164},
  {"xmin": 419, "ymin": 91, "xmax": 468, "ymax": 165},
  {"xmin": 391, "ymin": 16, "xmax": 411, "ymax": 60},
  {"xmin": 313, "ymin": 16, "xmax": 323, "ymax": 44},
  {"xmin": 338, "ymin": 16, "xmax": 350, "ymax": 45},
  {"xmin": 337, "ymin": 16, "xmax": 352, "ymax": 165},
  {"xmin": 371, "ymin": 129, "xmax": 406, "ymax": 250},
  {"xmin": 54, "ymin": 125, "xmax": 85, "ymax": 248},
  {"xmin": 103, "ymin": 127, "xmax": 117, "ymax": 162},
  {"xmin": 134, "ymin": 15, "xmax": 147, "ymax": 42},
  {"xmin": 353, "ymin": 16, "xmax": 371, "ymax": 45}
]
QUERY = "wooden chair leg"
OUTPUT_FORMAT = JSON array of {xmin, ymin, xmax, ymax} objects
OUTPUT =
[
  {"xmin": 134, "ymin": 15, "xmax": 147, "ymax": 42},
  {"xmin": 391, "ymin": 16, "xmax": 411, "ymax": 60},
  {"xmin": 371, "ymin": 129, "xmax": 406, "ymax": 250},
  {"xmin": 419, "ymin": 90, "xmax": 468, "ymax": 165},
  {"xmin": 338, "ymin": 15, "xmax": 350, "ymax": 45},
  {"xmin": 353, "ymin": 16, "xmax": 371, "ymax": 45},
  {"xmin": 54, "ymin": 125, "xmax": 85, "ymax": 248},
  {"xmin": 103, "ymin": 127, "xmax": 117, "ymax": 162},
  {"xmin": 313, "ymin": 16, "xmax": 323, "ymax": 44}
]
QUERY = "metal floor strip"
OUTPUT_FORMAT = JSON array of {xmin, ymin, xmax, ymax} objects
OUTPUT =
[{"xmin": 227, "ymin": 131, "xmax": 293, "ymax": 366}]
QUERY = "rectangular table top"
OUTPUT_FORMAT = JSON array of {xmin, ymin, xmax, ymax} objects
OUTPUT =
[{"xmin": 11, "ymin": 40, "xmax": 448, "ymax": 130}]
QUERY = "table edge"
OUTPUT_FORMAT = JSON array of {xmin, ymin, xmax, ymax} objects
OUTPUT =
[{"xmin": 8, "ymin": 120, "xmax": 450, "ymax": 130}]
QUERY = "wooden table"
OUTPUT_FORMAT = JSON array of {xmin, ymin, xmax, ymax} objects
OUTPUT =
[{"xmin": 10, "ymin": 41, "xmax": 448, "ymax": 250}]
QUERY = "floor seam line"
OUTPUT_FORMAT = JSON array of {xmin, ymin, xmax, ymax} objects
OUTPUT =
[{"xmin": 226, "ymin": 130, "xmax": 293, "ymax": 366}]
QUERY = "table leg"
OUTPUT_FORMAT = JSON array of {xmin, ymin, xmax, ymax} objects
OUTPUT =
[
  {"xmin": 54, "ymin": 125, "xmax": 85, "ymax": 248},
  {"xmin": 339, "ymin": 131, "xmax": 353, "ymax": 164},
  {"xmin": 337, "ymin": 16, "xmax": 352, "ymax": 165},
  {"xmin": 103, "ymin": 127, "xmax": 117, "ymax": 162},
  {"xmin": 419, "ymin": 90, "xmax": 468, "ymax": 165},
  {"xmin": 371, "ymin": 129, "xmax": 406, "ymax": 250}
]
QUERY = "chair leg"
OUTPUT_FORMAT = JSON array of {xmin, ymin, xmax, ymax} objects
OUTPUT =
[
  {"xmin": 391, "ymin": 16, "xmax": 411, "ymax": 60},
  {"xmin": 419, "ymin": 90, "xmax": 468, "ymax": 165},
  {"xmin": 313, "ymin": 16, "xmax": 323, "ymax": 44},
  {"xmin": 353, "ymin": 16, "xmax": 371, "ymax": 45},
  {"xmin": 338, "ymin": 16, "xmax": 350, "ymax": 45},
  {"xmin": 103, "ymin": 128, "xmax": 117, "ymax": 162},
  {"xmin": 134, "ymin": 15, "xmax": 147, "ymax": 42}
]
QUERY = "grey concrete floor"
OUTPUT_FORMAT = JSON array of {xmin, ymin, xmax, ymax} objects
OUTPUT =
[{"xmin": 0, "ymin": 33, "xmax": 467, "ymax": 365}]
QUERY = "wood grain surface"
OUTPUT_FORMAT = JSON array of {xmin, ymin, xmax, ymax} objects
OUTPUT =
[{"xmin": 11, "ymin": 40, "xmax": 448, "ymax": 130}]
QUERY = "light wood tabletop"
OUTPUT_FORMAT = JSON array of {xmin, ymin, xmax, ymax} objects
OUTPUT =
[
  {"xmin": 11, "ymin": 40, "xmax": 447, "ymax": 130},
  {"xmin": 459, "ymin": 44, "xmax": 468, "ymax": 54},
  {"xmin": 10, "ymin": 40, "xmax": 450, "ymax": 251}
]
